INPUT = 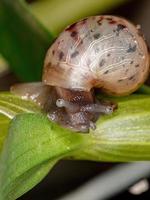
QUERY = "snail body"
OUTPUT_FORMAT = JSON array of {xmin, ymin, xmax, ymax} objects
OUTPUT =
[{"xmin": 11, "ymin": 15, "xmax": 150, "ymax": 132}]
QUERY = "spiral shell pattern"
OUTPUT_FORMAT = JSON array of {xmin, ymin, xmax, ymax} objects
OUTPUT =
[{"xmin": 43, "ymin": 15, "xmax": 149, "ymax": 95}]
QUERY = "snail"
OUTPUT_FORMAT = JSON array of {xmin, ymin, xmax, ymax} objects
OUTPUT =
[{"xmin": 11, "ymin": 15, "xmax": 150, "ymax": 132}]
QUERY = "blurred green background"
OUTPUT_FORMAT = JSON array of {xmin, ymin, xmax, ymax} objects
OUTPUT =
[{"xmin": 0, "ymin": 0, "xmax": 127, "ymax": 81}]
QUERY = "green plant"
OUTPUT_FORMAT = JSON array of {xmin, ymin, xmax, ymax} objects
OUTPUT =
[
  {"xmin": 1, "ymin": 1, "xmax": 150, "ymax": 200},
  {"xmin": 0, "ymin": 93, "xmax": 150, "ymax": 199}
]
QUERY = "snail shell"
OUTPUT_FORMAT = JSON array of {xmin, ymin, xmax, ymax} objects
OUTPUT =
[{"xmin": 43, "ymin": 15, "xmax": 149, "ymax": 96}]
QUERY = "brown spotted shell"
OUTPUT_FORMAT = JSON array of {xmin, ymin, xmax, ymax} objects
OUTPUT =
[{"xmin": 43, "ymin": 15, "xmax": 149, "ymax": 96}]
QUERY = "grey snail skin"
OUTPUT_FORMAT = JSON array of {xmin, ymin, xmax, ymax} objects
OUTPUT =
[{"xmin": 11, "ymin": 15, "xmax": 150, "ymax": 133}]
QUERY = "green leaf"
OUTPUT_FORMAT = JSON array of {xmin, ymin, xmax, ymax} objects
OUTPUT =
[
  {"xmin": 0, "ymin": 0, "xmax": 54, "ymax": 81},
  {"xmin": 29, "ymin": 0, "xmax": 127, "ymax": 36},
  {"xmin": 0, "ymin": 115, "xmax": 10, "ymax": 152},
  {"xmin": 1, "ymin": 94, "xmax": 150, "ymax": 199},
  {"xmin": 0, "ymin": 113, "xmax": 86, "ymax": 200},
  {"xmin": 0, "ymin": 93, "xmax": 41, "ymax": 118},
  {"xmin": 0, "ymin": 54, "xmax": 9, "ymax": 75},
  {"xmin": 72, "ymin": 95, "xmax": 150, "ymax": 161},
  {"xmin": 0, "ymin": 92, "xmax": 41, "ymax": 150}
]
